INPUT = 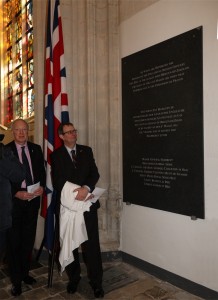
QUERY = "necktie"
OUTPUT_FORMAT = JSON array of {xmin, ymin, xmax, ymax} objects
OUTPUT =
[
  {"xmin": 71, "ymin": 149, "xmax": 77, "ymax": 168},
  {"xmin": 21, "ymin": 146, "xmax": 33, "ymax": 186}
]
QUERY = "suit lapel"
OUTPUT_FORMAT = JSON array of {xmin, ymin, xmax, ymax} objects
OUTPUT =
[
  {"xmin": 61, "ymin": 145, "xmax": 73, "ymax": 163},
  {"xmin": 27, "ymin": 142, "xmax": 34, "ymax": 161},
  {"xmin": 11, "ymin": 141, "xmax": 19, "ymax": 159},
  {"xmin": 76, "ymin": 145, "xmax": 84, "ymax": 161}
]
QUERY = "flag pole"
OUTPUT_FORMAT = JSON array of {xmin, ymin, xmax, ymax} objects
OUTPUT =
[
  {"xmin": 42, "ymin": 0, "xmax": 70, "ymax": 287},
  {"xmin": 48, "ymin": 214, "xmax": 59, "ymax": 287}
]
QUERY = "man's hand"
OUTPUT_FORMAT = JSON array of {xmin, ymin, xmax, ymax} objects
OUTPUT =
[
  {"xmin": 74, "ymin": 186, "xmax": 89, "ymax": 201},
  {"xmin": 15, "ymin": 186, "xmax": 44, "ymax": 201},
  {"xmin": 15, "ymin": 191, "xmax": 35, "ymax": 201},
  {"xmin": 32, "ymin": 186, "xmax": 44, "ymax": 197}
]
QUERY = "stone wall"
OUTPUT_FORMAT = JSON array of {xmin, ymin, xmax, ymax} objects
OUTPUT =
[{"xmin": 119, "ymin": 0, "xmax": 159, "ymax": 23}]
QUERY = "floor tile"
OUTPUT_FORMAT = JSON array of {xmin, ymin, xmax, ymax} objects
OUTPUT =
[{"xmin": 0, "ymin": 258, "xmax": 204, "ymax": 299}]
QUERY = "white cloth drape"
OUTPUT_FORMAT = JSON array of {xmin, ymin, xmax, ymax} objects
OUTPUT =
[{"xmin": 59, "ymin": 181, "xmax": 92, "ymax": 272}]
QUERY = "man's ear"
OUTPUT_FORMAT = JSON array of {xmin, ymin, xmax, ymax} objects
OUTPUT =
[{"xmin": 59, "ymin": 134, "xmax": 64, "ymax": 141}]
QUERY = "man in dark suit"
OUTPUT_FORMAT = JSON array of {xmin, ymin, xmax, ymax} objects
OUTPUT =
[
  {"xmin": 51, "ymin": 122, "xmax": 104, "ymax": 298},
  {"xmin": 7, "ymin": 119, "xmax": 46, "ymax": 297},
  {"xmin": 0, "ymin": 134, "xmax": 25, "ymax": 260}
]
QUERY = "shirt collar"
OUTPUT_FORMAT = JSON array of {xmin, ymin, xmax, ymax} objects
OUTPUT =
[
  {"xmin": 65, "ymin": 145, "xmax": 76, "ymax": 154},
  {"xmin": 15, "ymin": 142, "xmax": 28, "ymax": 150}
]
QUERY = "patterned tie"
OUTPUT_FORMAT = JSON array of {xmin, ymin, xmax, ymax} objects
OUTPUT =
[
  {"xmin": 21, "ymin": 146, "xmax": 33, "ymax": 186},
  {"xmin": 71, "ymin": 149, "xmax": 77, "ymax": 168}
]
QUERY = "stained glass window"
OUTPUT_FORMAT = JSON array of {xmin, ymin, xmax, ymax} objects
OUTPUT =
[{"xmin": 3, "ymin": 0, "xmax": 34, "ymax": 124}]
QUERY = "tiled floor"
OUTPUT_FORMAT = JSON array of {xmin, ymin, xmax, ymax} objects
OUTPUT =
[{"xmin": 0, "ymin": 256, "xmax": 204, "ymax": 300}]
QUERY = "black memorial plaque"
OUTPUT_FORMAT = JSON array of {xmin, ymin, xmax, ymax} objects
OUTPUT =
[{"xmin": 122, "ymin": 26, "xmax": 204, "ymax": 218}]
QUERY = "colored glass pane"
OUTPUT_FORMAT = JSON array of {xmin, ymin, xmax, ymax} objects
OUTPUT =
[
  {"xmin": 27, "ymin": 89, "xmax": 34, "ymax": 117},
  {"xmin": 26, "ymin": 2, "xmax": 33, "ymax": 30},
  {"xmin": 4, "ymin": 0, "xmax": 12, "ymax": 23},
  {"xmin": 6, "ymin": 97, "xmax": 13, "ymax": 123},
  {"xmin": 27, "ymin": 31, "xmax": 33, "ymax": 59},
  {"xmin": 16, "ymin": 40, "xmax": 22, "ymax": 66},
  {"xmin": 27, "ymin": 59, "xmax": 34, "ymax": 88},
  {"xmin": 7, "ymin": 73, "xmax": 13, "ymax": 97},
  {"xmin": 15, "ymin": 67, "xmax": 23, "ymax": 94},
  {"xmin": 6, "ymin": 25, "xmax": 12, "ymax": 49},
  {"xmin": 14, "ymin": 0, "xmax": 21, "ymax": 15},
  {"xmin": 7, "ymin": 49, "xmax": 12, "ymax": 72},
  {"xmin": 15, "ymin": 94, "xmax": 23, "ymax": 118},
  {"xmin": 15, "ymin": 14, "xmax": 22, "ymax": 40}
]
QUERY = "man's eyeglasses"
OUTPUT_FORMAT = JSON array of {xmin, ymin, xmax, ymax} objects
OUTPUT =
[{"xmin": 63, "ymin": 130, "xmax": 78, "ymax": 135}]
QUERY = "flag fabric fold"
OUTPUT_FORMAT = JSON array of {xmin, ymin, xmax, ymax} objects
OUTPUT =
[{"xmin": 42, "ymin": 0, "xmax": 69, "ymax": 251}]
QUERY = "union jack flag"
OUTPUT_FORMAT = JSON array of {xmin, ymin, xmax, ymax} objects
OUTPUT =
[{"xmin": 42, "ymin": 0, "xmax": 69, "ymax": 250}]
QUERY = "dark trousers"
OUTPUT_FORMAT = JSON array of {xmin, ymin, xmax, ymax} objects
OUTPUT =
[
  {"xmin": 0, "ymin": 229, "xmax": 7, "ymax": 262},
  {"xmin": 65, "ymin": 206, "xmax": 103, "ymax": 288},
  {"xmin": 7, "ymin": 199, "xmax": 39, "ymax": 285}
]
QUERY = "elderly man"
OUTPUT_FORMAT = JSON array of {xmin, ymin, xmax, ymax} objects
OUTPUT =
[{"xmin": 7, "ymin": 119, "xmax": 46, "ymax": 297}]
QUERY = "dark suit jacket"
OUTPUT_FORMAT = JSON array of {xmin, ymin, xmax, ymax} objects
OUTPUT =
[
  {"xmin": 50, "ymin": 144, "xmax": 100, "ymax": 209},
  {"xmin": 7, "ymin": 141, "xmax": 46, "ymax": 209},
  {"xmin": 0, "ymin": 145, "xmax": 25, "ymax": 231}
]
